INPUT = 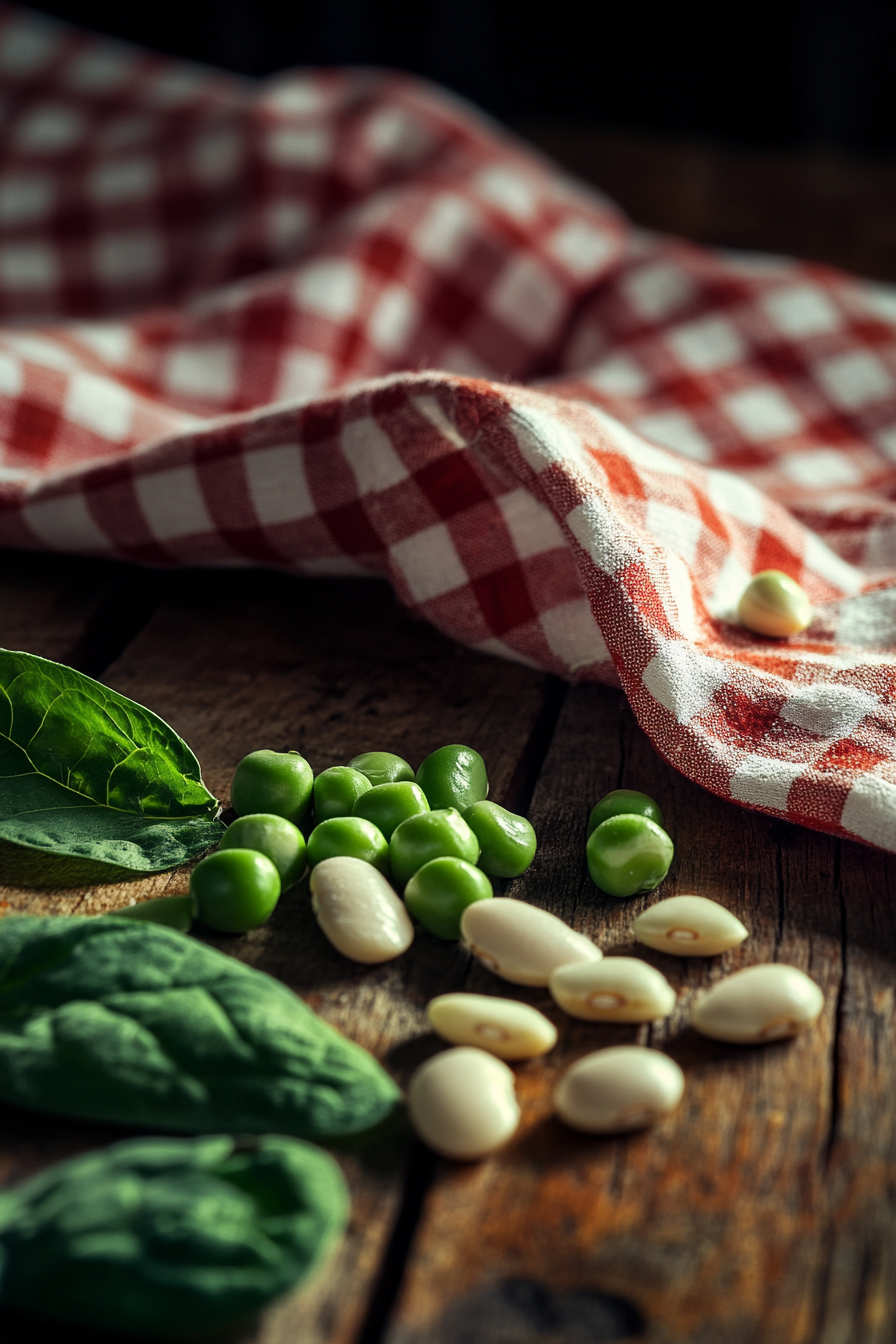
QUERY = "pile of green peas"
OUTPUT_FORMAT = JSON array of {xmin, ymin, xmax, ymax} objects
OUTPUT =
[
  {"xmin": 585, "ymin": 789, "xmax": 674, "ymax": 898},
  {"xmin": 187, "ymin": 744, "xmax": 538, "ymax": 939}
]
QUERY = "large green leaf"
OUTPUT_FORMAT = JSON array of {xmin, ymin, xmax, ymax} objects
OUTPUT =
[
  {"xmin": 0, "ymin": 916, "xmax": 401, "ymax": 1139},
  {"xmin": 0, "ymin": 649, "xmax": 223, "ymax": 882}
]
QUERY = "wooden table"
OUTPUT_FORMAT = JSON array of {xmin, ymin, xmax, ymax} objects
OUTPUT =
[{"xmin": 1, "ymin": 546, "xmax": 894, "ymax": 1344}]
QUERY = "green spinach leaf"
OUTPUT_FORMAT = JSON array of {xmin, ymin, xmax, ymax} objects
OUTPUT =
[
  {"xmin": 0, "ymin": 1133, "xmax": 349, "ymax": 1337},
  {"xmin": 0, "ymin": 649, "xmax": 223, "ymax": 882},
  {"xmin": 0, "ymin": 916, "xmax": 400, "ymax": 1137}
]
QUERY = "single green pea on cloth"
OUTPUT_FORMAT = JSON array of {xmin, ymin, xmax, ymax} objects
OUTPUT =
[
  {"xmin": 0, "ymin": 915, "xmax": 399, "ymax": 1137},
  {"xmin": 0, "ymin": 1133, "xmax": 349, "ymax": 1338}
]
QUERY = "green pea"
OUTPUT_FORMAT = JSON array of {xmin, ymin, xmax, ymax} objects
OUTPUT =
[
  {"xmin": 352, "ymin": 781, "xmax": 429, "ymax": 841},
  {"xmin": 230, "ymin": 749, "xmax": 313, "ymax": 825},
  {"xmin": 403, "ymin": 856, "xmax": 493, "ymax": 940},
  {"xmin": 586, "ymin": 814, "xmax": 674, "ymax": 898},
  {"xmin": 190, "ymin": 849, "xmax": 281, "ymax": 932},
  {"xmin": 390, "ymin": 808, "xmax": 480, "ymax": 888},
  {"xmin": 220, "ymin": 813, "xmax": 307, "ymax": 888},
  {"xmin": 415, "ymin": 744, "xmax": 488, "ymax": 812},
  {"xmin": 113, "ymin": 895, "xmax": 194, "ymax": 932},
  {"xmin": 307, "ymin": 816, "xmax": 390, "ymax": 874},
  {"xmin": 347, "ymin": 751, "xmax": 415, "ymax": 787},
  {"xmin": 462, "ymin": 801, "xmax": 536, "ymax": 878},
  {"xmin": 587, "ymin": 789, "xmax": 664, "ymax": 837},
  {"xmin": 312, "ymin": 766, "xmax": 372, "ymax": 822}
]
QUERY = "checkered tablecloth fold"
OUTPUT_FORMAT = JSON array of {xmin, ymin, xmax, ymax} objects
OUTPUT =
[{"xmin": 1, "ymin": 6, "xmax": 896, "ymax": 851}]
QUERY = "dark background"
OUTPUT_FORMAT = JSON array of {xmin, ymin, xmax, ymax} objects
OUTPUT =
[{"xmin": 25, "ymin": 0, "xmax": 896, "ymax": 154}]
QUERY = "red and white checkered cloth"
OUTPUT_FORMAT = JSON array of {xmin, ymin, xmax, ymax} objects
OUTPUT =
[{"xmin": 2, "ymin": 7, "xmax": 896, "ymax": 852}]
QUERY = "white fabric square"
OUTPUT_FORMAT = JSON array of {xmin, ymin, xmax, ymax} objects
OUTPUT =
[
  {"xmin": 0, "ymin": 174, "xmax": 53, "ymax": 225},
  {"xmin": 498, "ymin": 487, "xmax": 566, "ymax": 560},
  {"xmin": 0, "ymin": 351, "xmax": 22, "ymax": 396},
  {"xmin": 64, "ymin": 371, "xmax": 134, "ymax": 440},
  {"xmin": 876, "ymin": 425, "xmax": 896, "ymax": 460},
  {"xmin": 364, "ymin": 107, "xmax": 430, "ymax": 161},
  {"xmin": 3, "ymin": 332, "xmax": 75, "ymax": 371},
  {"xmin": 642, "ymin": 641, "xmax": 728, "ymax": 723},
  {"xmin": 706, "ymin": 467, "xmax": 766, "ymax": 527},
  {"xmin": 589, "ymin": 406, "xmax": 690, "ymax": 479},
  {"xmin": 65, "ymin": 46, "xmax": 135, "ymax": 91},
  {"xmin": 836, "ymin": 588, "xmax": 896, "ymax": 648},
  {"xmin": 0, "ymin": 242, "xmax": 58, "ymax": 289},
  {"xmin": 546, "ymin": 219, "xmax": 615, "ymax": 277},
  {"xmin": 266, "ymin": 125, "xmax": 331, "ymax": 168},
  {"xmin": 89, "ymin": 157, "xmax": 156, "ymax": 204},
  {"xmin": 509, "ymin": 405, "xmax": 589, "ymax": 475},
  {"xmin": 142, "ymin": 67, "xmax": 207, "ymax": 105},
  {"xmin": 23, "ymin": 493, "xmax": 109, "ymax": 552},
  {"xmin": 390, "ymin": 523, "xmax": 468, "ymax": 602},
  {"xmin": 70, "ymin": 322, "xmax": 133, "ymax": 366},
  {"xmin": 93, "ymin": 231, "xmax": 163, "ymax": 283},
  {"xmin": 369, "ymin": 284, "xmax": 417, "ymax": 355},
  {"xmin": 815, "ymin": 349, "xmax": 893, "ymax": 410},
  {"xmin": 14, "ymin": 103, "xmax": 85, "ymax": 153},
  {"xmin": 853, "ymin": 282, "xmax": 896, "ymax": 325},
  {"xmin": 635, "ymin": 409, "xmax": 713, "ymax": 463},
  {"xmin": 488, "ymin": 255, "xmax": 564, "ymax": 343},
  {"xmin": 667, "ymin": 316, "xmax": 746, "ymax": 372},
  {"xmin": 586, "ymin": 353, "xmax": 651, "ymax": 397},
  {"xmin": 341, "ymin": 417, "xmax": 408, "ymax": 494},
  {"xmin": 841, "ymin": 773, "xmax": 896, "ymax": 848},
  {"xmin": 266, "ymin": 200, "xmax": 313, "ymax": 254},
  {"xmin": 540, "ymin": 599, "xmax": 610, "ymax": 671},
  {"xmin": 245, "ymin": 444, "xmax": 315, "ymax": 526},
  {"xmin": 275, "ymin": 349, "xmax": 334, "ymax": 399},
  {"xmin": 135, "ymin": 467, "xmax": 214, "ymax": 541},
  {"xmin": 625, "ymin": 263, "xmax": 694, "ymax": 321},
  {"xmin": 566, "ymin": 496, "xmax": 633, "ymax": 576},
  {"xmin": 723, "ymin": 384, "xmax": 803, "ymax": 441},
  {"xmin": 780, "ymin": 448, "xmax": 862, "ymax": 489},
  {"xmin": 413, "ymin": 396, "xmax": 468, "ymax": 448},
  {"xmin": 0, "ymin": 15, "xmax": 61, "ymax": 73},
  {"xmin": 192, "ymin": 126, "xmax": 242, "ymax": 183},
  {"xmin": 781, "ymin": 683, "xmax": 878, "ymax": 739},
  {"xmin": 262, "ymin": 78, "xmax": 327, "ymax": 118},
  {"xmin": 802, "ymin": 531, "xmax": 863, "ymax": 595},
  {"xmin": 295, "ymin": 259, "xmax": 364, "ymax": 322},
  {"xmin": 729, "ymin": 754, "xmax": 804, "ymax": 810},
  {"xmin": 645, "ymin": 498, "xmax": 704, "ymax": 566},
  {"xmin": 706, "ymin": 550, "xmax": 755, "ymax": 622},
  {"xmin": 165, "ymin": 343, "xmax": 237, "ymax": 402},
  {"xmin": 414, "ymin": 194, "xmax": 481, "ymax": 268},
  {"xmin": 473, "ymin": 636, "xmax": 542, "ymax": 670},
  {"xmin": 763, "ymin": 286, "xmax": 841, "ymax": 337},
  {"xmin": 474, "ymin": 165, "xmax": 538, "ymax": 220}
]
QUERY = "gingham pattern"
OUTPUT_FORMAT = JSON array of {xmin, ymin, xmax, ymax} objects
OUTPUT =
[{"xmin": 2, "ymin": 9, "xmax": 896, "ymax": 853}]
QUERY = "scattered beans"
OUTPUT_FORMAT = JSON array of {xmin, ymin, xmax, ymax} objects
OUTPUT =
[
  {"xmin": 309, "ymin": 855, "xmax": 413, "ymax": 963},
  {"xmin": 407, "ymin": 1046, "xmax": 520, "ymax": 1159},
  {"xmin": 554, "ymin": 1045, "xmax": 685, "ymax": 1133},
  {"xmin": 313, "ymin": 766, "xmax": 373, "ymax": 821},
  {"xmin": 691, "ymin": 963, "xmax": 824, "ymax": 1043},
  {"xmin": 347, "ymin": 752, "xmax": 415, "ymax": 788},
  {"xmin": 461, "ymin": 898, "xmax": 601, "ymax": 986},
  {"xmin": 633, "ymin": 894, "xmax": 748, "ymax": 957},
  {"xmin": 549, "ymin": 957, "xmax": 676, "ymax": 1022},
  {"xmin": 352, "ymin": 781, "xmax": 430, "ymax": 841},
  {"xmin": 738, "ymin": 569, "xmax": 812, "ymax": 638},
  {"xmin": 416, "ymin": 744, "xmax": 488, "ymax": 812},
  {"xmin": 462, "ymin": 801, "xmax": 537, "ymax": 878},
  {"xmin": 307, "ymin": 815, "xmax": 390, "ymax": 875},
  {"xmin": 390, "ymin": 808, "xmax": 480, "ymax": 888},
  {"xmin": 427, "ymin": 992, "xmax": 557, "ymax": 1060},
  {"xmin": 587, "ymin": 789, "xmax": 663, "ymax": 837}
]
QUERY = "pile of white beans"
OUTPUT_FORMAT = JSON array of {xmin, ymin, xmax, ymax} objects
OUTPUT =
[
  {"xmin": 308, "ymin": 856, "xmax": 824, "ymax": 1162},
  {"xmin": 413, "ymin": 894, "xmax": 824, "ymax": 1160}
]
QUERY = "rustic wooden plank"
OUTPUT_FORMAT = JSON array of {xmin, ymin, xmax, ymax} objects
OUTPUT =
[
  {"xmin": 0, "ymin": 567, "xmax": 561, "ymax": 1344},
  {"xmin": 379, "ymin": 681, "xmax": 896, "ymax": 1344}
]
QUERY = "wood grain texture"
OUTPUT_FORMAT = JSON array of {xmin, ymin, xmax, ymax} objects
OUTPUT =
[{"xmin": 382, "ymin": 683, "xmax": 896, "ymax": 1344}]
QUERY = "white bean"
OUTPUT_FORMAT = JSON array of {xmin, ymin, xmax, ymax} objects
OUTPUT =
[
  {"xmin": 554, "ymin": 1045, "xmax": 684, "ymax": 1133},
  {"xmin": 407, "ymin": 1046, "xmax": 520, "ymax": 1160},
  {"xmin": 738, "ymin": 569, "xmax": 812, "ymax": 638},
  {"xmin": 309, "ymin": 855, "xmax": 413, "ymax": 963},
  {"xmin": 633, "ymin": 894, "xmax": 748, "ymax": 957},
  {"xmin": 427, "ymin": 993, "xmax": 557, "ymax": 1060},
  {"xmin": 549, "ymin": 957, "xmax": 675, "ymax": 1022},
  {"xmin": 691, "ymin": 963, "xmax": 824, "ymax": 1043},
  {"xmin": 460, "ymin": 898, "xmax": 601, "ymax": 986}
]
